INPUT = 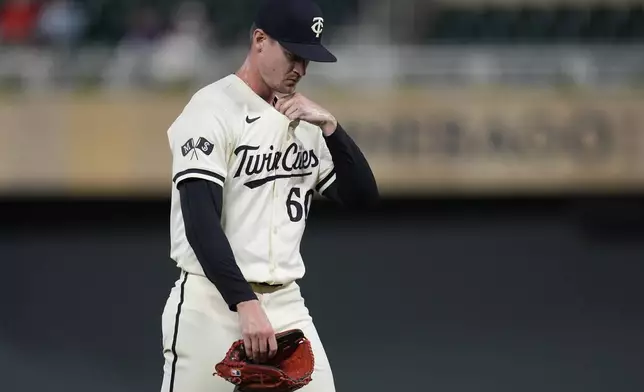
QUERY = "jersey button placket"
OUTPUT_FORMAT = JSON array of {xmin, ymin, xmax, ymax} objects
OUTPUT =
[
  {"xmin": 269, "ymin": 121, "xmax": 292, "ymax": 278},
  {"xmin": 269, "ymin": 174, "xmax": 278, "ymax": 278},
  {"xmin": 268, "ymin": 125, "xmax": 286, "ymax": 280},
  {"xmin": 267, "ymin": 161, "xmax": 276, "ymax": 279}
]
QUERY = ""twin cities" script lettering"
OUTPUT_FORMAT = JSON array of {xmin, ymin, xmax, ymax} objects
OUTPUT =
[{"xmin": 233, "ymin": 143, "xmax": 319, "ymax": 179}]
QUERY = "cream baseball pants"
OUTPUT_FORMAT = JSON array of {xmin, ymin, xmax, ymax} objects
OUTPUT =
[{"xmin": 159, "ymin": 271, "xmax": 336, "ymax": 392}]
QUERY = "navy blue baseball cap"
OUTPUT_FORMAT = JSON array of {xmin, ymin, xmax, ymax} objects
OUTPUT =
[{"xmin": 254, "ymin": 0, "xmax": 337, "ymax": 63}]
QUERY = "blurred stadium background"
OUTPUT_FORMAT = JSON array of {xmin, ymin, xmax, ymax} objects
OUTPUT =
[{"xmin": 2, "ymin": 0, "xmax": 644, "ymax": 391}]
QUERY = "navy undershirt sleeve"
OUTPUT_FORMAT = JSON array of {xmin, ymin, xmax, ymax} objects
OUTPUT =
[
  {"xmin": 177, "ymin": 178, "xmax": 257, "ymax": 311},
  {"xmin": 321, "ymin": 123, "xmax": 379, "ymax": 208}
]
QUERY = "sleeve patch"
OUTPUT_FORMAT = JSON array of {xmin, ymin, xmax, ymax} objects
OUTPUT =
[{"xmin": 182, "ymin": 137, "xmax": 214, "ymax": 159}]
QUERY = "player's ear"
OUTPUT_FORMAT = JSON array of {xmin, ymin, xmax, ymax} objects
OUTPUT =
[{"xmin": 252, "ymin": 29, "xmax": 269, "ymax": 52}]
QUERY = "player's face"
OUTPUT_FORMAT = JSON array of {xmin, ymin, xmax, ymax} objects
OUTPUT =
[{"xmin": 259, "ymin": 38, "xmax": 309, "ymax": 94}]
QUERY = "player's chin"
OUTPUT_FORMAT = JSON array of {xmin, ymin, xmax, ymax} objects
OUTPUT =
[{"xmin": 280, "ymin": 80, "xmax": 299, "ymax": 92}]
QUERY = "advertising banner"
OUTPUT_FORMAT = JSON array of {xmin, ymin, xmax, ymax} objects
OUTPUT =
[{"xmin": 1, "ymin": 88, "xmax": 643, "ymax": 196}]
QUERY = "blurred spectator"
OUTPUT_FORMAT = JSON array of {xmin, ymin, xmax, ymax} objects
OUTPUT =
[
  {"xmin": 0, "ymin": 0, "xmax": 40, "ymax": 45},
  {"xmin": 149, "ymin": 0, "xmax": 213, "ymax": 87},
  {"xmin": 122, "ymin": 5, "xmax": 165, "ymax": 47},
  {"xmin": 36, "ymin": 0, "xmax": 87, "ymax": 49},
  {"xmin": 411, "ymin": 0, "xmax": 439, "ymax": 44},
  {"xmin": 102, "ymin": 5, "xmax": 165, "ymax": 89}
]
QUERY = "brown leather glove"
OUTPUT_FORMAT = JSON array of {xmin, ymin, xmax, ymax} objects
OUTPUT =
[{"xmin": 214, "ymin": 329, "xmax": 315, "ymax": 392}]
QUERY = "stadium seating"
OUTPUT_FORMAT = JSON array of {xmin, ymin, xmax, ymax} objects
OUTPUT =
[
  {"xmin": 425, "ymin": 4, "xmax": 644, "ymax": 44},
  {"xmin": 76, "ymin": 0, "xmax": 360, "ymax": 46},
  {"xmin": 9, "ymin": 0, "xmax": 639, "ymax": 46},
  {"xmin": 4, "ymin": 0, "xmax": 644, "ymax": 46}
]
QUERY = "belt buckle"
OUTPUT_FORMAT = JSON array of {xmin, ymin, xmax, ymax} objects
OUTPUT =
[{"xmin": 250, "ymin": 282, "xmax": 284, "ymax": 294}]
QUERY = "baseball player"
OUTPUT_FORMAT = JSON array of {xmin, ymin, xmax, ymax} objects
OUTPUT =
[{"xmin": 160, "ymin": 0, "xmax": 379, "ymax": 391}]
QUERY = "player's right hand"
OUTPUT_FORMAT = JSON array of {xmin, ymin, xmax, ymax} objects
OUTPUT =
[{"xmin": 236, "ymin": 299, "xmax": 278, "ymax": 363}]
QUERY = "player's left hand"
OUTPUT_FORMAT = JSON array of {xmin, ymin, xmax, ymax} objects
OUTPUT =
[{"xmin": 275, "ymin": 93, "xmax": 337, "ymax": 136}]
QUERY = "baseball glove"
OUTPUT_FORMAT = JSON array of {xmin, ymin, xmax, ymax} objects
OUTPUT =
[{"xmin": 213, "ymin": 329, "xmax": 315, "ymax": 392}]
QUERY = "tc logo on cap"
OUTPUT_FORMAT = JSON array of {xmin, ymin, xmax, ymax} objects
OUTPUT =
[{"xmin": 311, "ymin": 17, "xmax": 324, "ymax": 38}]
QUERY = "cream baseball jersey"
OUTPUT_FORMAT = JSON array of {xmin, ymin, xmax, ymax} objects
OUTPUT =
[{"xmin": 167, "ymin": 74, "xmax": 336, "ymax": 285}]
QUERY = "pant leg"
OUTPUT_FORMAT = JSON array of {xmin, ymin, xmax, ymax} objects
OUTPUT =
[
  {"xmin": 160, "ymin": 271, "xmax": 242, "ymax": 392},
  {"xmin": 264, "ymin": 282, "xmax": 336, "ymax": 392}
]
